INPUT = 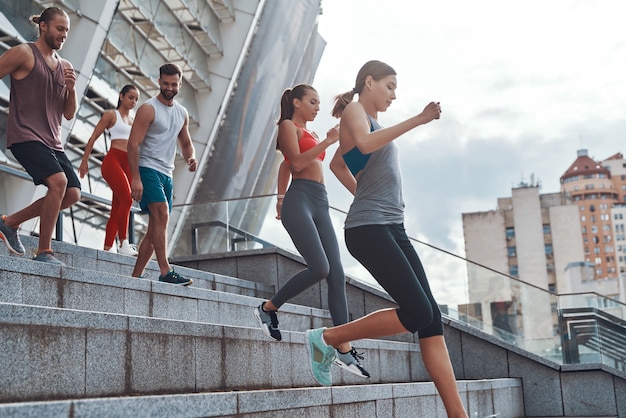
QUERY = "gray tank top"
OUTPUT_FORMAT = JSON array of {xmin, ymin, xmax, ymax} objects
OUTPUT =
[
  {"xmin": 345, "ymin": 116, "xmax": 405, "ymax": 229},
  {"xmin": 138, "ymin": 96, "xmax": 187, "ymax": 176}
]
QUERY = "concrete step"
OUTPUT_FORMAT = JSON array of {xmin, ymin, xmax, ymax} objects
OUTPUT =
[
  {"xmin": 0, "ymin": 253, "xmax": 338, "ymax": 338},
  {"xmin": 1, "ymin": 235, "xmax": 276, "ymax": 298},
  {"xmin": 0, "ymin": 301, "xmax": 430, "ymax": 404},
  {"xmin": 0, "ymin": 379, "xmax": 524, "ymax": 418}
]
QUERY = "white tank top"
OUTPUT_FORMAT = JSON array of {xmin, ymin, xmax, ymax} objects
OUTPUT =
[
  {"xmin": 107, "ymin": 110, "xmax": 132, "ymax": 140},
  {"xmin": 138, "ymin": 96, "xmax": 187, "ymax": 176}
]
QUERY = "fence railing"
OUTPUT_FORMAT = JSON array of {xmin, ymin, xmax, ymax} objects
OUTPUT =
[{"xmin": 168, "ymin": 194, "xmax": 626, "ymax": 371}]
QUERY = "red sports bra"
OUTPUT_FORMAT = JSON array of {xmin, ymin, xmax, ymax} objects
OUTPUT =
[{"xmin": 283, "ymin": 124, "xmax": 325, "ymax": 164}]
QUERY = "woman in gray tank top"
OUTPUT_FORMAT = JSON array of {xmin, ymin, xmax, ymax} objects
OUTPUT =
[{"xmin": 304, "ymin": 61, "xmax": 468, "ymax": 417}]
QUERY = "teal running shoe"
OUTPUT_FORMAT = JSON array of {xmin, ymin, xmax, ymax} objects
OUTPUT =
[{"xmin": 305, "ymin": 328, "xmax": 336, "ymax": 386}]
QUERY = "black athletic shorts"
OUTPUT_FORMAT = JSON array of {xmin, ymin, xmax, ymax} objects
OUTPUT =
[{"xmin": 10, "ymin": 141, "xmax": 81, "ymax": 189}]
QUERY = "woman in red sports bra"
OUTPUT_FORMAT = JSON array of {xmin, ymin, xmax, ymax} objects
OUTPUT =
[{"xmin": 253, "ymin": 84, "xmax": 370, "ymax": 379}]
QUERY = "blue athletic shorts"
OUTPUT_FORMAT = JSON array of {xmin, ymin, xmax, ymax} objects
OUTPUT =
[{"xmin": 138, "ymin": 166, "xmax": 173, "ymax": 214}]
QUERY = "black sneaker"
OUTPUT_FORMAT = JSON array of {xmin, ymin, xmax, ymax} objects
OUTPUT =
[
  {"xmin": 158, "ymin": 270, "xmax": 192, "ymax": 286},
  {"xmin": 253, "ymin": 302, "xmax": 282, "ymax": 341},
  {"xmin": 334, "ymin": 347, "xmax": 370, "ymax": 378}
]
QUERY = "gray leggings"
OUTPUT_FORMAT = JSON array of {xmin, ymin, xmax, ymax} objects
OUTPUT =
[{"xmin": 271, "ymin": 179, "xmax": 348, "ymax": 326}]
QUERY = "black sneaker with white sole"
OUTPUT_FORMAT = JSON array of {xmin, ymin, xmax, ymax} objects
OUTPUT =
[
  {"xmin": 334, "ymin": 347, "xmax": 370, "ymax": 378},
  {"xmin": 253, "ymin": 302, "xmax": 282, "ymax": 341}
]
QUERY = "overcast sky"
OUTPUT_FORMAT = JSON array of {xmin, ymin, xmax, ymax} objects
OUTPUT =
[{"xmin": 299, "ymin": 0, "xmax": 626, "ymax": 306}]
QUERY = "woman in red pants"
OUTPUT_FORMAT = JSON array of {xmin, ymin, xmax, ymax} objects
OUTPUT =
[{"xmin": 79, "ymin": 84, "xmax": 139, "ymax": 255}]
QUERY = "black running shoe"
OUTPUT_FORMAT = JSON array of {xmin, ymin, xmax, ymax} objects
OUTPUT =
[
  {"xmin": 158, "ymin": 270, "xmax": 192, "ymax": 286},
  {"xmin": 253, "ymin": 302, "xmax": 282, "ymax": 341}
]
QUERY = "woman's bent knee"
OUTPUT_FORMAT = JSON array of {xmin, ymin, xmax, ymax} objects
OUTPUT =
[{"xmin": 398, "ymin": 307, "xmax": 435, "ymax": 334}]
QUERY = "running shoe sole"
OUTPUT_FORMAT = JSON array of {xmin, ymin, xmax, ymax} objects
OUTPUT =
[{"xmin": 333, "ymin": 356, "xmax": 370, "ymax": 378}]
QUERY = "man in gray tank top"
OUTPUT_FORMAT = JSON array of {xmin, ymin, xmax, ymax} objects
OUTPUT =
[
  {"xmin": 0, "ymin": 7, "xmax": 79, "ymax": 266},
  {"xmin": 127, "ymin": 63, "xmax": 197, "ymax": 285}
]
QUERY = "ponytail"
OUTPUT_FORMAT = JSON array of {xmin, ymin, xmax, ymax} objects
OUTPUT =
[
  {"xmin": 277, "ymin": 88, "xmax": 294, "ymax": 125},
  {"xmin": 331, "ymin": 91, "xmax": 355, "ymax": 118}
]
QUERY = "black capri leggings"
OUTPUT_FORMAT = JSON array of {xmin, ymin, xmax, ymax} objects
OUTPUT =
[
  {"xmin": 345, "ymin": 223, "xmax": 443, "ymax": 338},
  {"xmin": 271, "ymin": 179, "xmax": 348, "ymax": 326}
]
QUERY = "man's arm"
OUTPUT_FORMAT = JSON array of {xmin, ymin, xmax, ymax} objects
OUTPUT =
[
  {"xmin": 0, "ymin": 44, "xmax": 32, "ymax": 80},
  {"xmin": 177, "ymin": 111, "xmax": 197, "ymax": 172},
  {"xmin": 61, "ymin": 59, "xmax": 77, "ymax": 120},
  {"xmin": 128, "ymin": 103, "xmax": 154, "ymax": 202}
]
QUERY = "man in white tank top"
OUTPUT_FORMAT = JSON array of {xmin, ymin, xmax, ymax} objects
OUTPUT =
[{"xmin": 127, "ymin": 63, "xmax": 197, "ymax": 285}]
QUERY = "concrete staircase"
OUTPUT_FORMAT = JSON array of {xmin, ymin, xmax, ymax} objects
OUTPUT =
[{"xmin": 0, "ymin": 235, "xmax": 619, "ymax": 417}]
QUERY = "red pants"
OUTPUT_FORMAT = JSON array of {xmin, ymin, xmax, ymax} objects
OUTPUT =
[{"xmin": 101, "ymin": 148, "xmax": 133, "ymax": 247}]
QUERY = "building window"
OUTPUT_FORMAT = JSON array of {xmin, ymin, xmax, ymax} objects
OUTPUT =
[
  {"xmin": 584, "ymin": 247, "xmax": 590, "ymax": 254},
  {"xmin": 543, "ymin": 224, "xmax": 551, "ymax": 235},
  {"xmin": 507, "ymin": 246, "xmax": 516, "ymax": 257},
  {"xmin": 591, "ymin": 215, "xmax": 597, "ymax": 223},
  {"xmin": 594, "ymin": 247, "xmax": 600, "ymax": 255},
  {"xmin": 582, "ymin": 226, "xmax": 587, "ymax": 234},
  {"xmin": 595, "ymin": 257, "xmax": 602, "ymax": 265},
  {"xmin": 580, "ymin": 205, "xmax": 585, "ymax": 212},
  {"xmin": 592, "ymin": 225, "xmax": 598, "ymax": 233},
  {"xmin": 545, "ymin": 244, "xmax": 553, "ymax": 257},
  {"xmin": 581, "ymin": 215, "xmax": 586, "ymax": 222},
  {"xmin": 509, "ymin": 265, "xmax": 518, "ymax": 276},
  {"xmin": 505, "ymin": 227, "xmax": 515, "ymax": 241}
]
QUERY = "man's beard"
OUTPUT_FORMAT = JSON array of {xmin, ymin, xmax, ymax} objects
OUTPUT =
[
  {"xmin": 160, "ymin": 89, "xmax": 177, "ymax": 100},
  {"xmin": 44, "ymin": 33, "xmax": 63, "ymax": 50}
]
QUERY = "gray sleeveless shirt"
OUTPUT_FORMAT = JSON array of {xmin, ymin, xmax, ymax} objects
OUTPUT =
[
  {"xmin": 344, "ymin": 116, "xmax": 405, "ymax": 229},
  {"xmin": 138, "ymin": 96, "xmax": 187, "ymax": 177}
]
